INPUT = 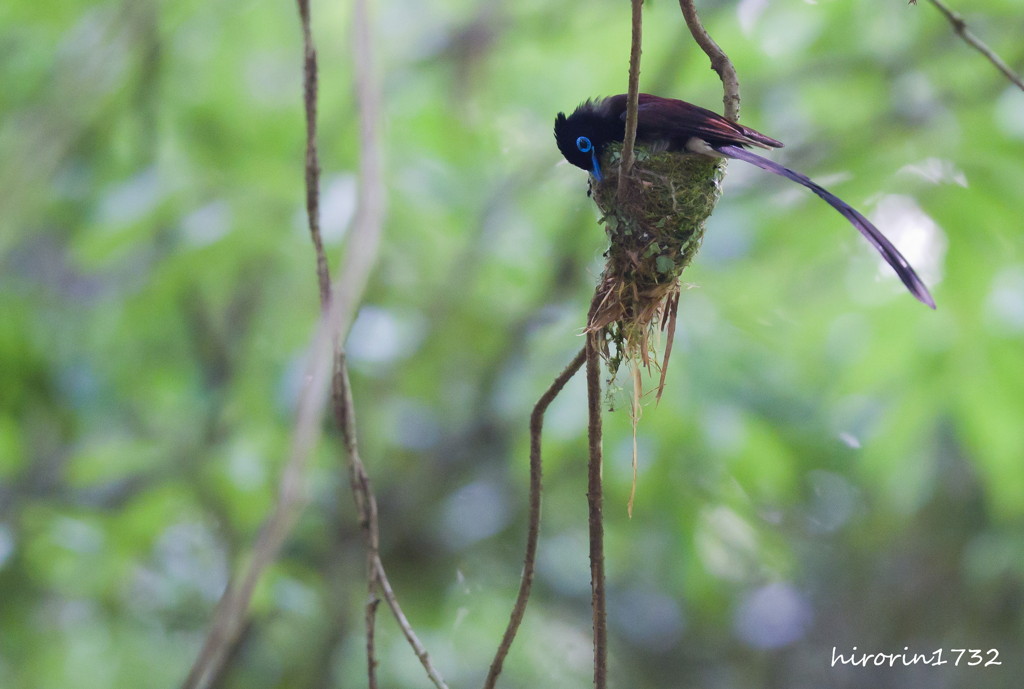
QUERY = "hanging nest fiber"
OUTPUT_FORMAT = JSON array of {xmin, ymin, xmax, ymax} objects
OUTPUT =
[{"xmin": 587, "ymin": 143, "xmax": 726, "ymax": 387}]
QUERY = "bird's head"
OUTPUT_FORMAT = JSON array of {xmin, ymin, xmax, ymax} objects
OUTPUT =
[{"xmin": 554, "ymin": 100, "xmax": 623, "ymax": 182}]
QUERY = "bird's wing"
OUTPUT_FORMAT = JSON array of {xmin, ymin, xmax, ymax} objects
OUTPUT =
[{"xmin": 610, "ymin": 94, "xmax": 783, "ymax": 149}]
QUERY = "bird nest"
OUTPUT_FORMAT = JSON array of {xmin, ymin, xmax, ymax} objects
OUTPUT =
[{"xmin": 587, "ymin": 143, "xmax": 726, "ymax": 386}]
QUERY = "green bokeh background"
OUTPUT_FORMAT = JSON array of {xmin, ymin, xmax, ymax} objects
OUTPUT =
[{"xmin": 2, "ymin": 0, "xmax": 1023, "ymax": 687}]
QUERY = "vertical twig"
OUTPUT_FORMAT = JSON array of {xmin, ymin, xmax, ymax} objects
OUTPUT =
[
  {"xmin": 336, "ymin": 355, "xmax": 449, "ymax": 689},
  {"xmin": 180, "ymin": 500, "xmax": 305, "ymax": 689},
  {"xmin": 678, "ymin": 0, "xmax": 740, "ymax": 121},
  {"xmin": 348, "ymin": 0, "xmax": 385, "ymax": 684},
  {"xmin": 181, "ymin": 0, "xmax": 450, "ymax": 688},
  {"xmin": 606, "ymin": 0, "xmax": 641, "ymax": 673},
  {"xmin": 923, "ymin": 0, "xmax": 1024, "ymax": 91},
  {"xmin": 617, "ymin": 0, "xmax": 644, "ymax": 199},
  {"xmin": 483, "ymin": 347, "xmax": 587, "ymax": 689},
  {"xmin": 333, "ymin": 351, "xmax": 383, "ymax": 687},
  {"xmin": 347, "ymin": 0, "xmax": 386, "ymax": 316},
  {"xmin": 296, "ymin": 0, "xmax": 329, "ymax": 306},
  {"xmin": 177, "ymin": 1, "xmax": 371, "ymax": 669},
  {"xmin": 179, "ymin": 243, "xmax": 370, "ymax": 689},
  {"xmin": 347, "ymin": 1, "xmax": 450, "ymax": 688},
  {"xmin": 585, "ymin": 329, "xmax": 607, "ymax": 689}
]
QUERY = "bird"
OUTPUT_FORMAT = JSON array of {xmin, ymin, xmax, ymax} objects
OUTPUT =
[{"xmin": 554, "ymin": 94, "xmax": 935, "ymax": 308}]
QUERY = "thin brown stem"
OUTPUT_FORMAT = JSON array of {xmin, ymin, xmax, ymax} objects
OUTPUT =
[
  {"xmin": 924, "ymin": 0, "xmax": 1024, "ymax": 92},
  {"xmin": 347, "ymin": 0, "xmax": 386, "ymax": 318},
  {"xmin": 371, "ymin": 556, "xmax": 449, "ymax": 687},
  {"xmin": 179, "ymin": 276, "xmax": 357, "ymax": 689},
  {"xmin": 346, "ymin": 1, "xmax": 450, "ymax": 687},
  {"xmin": 484, "ymin": 346, "xmax": 588, "ymax": 689},
  {"xmin": 348, "ymin": 0, "xmax": 386, "ymax": 684},
  {"xmin": 177, "ymin": 1, "xmax": 338, "ymax": 683},
  {"xmin": 618, "ymin": 0, "xmax": 644, "ymax": 199},
  {"xmin": 180, "ymin": 0, "xmax": 443, "ymax": 687},
  {"xmin": 332, "ymin": 351, "xmax": 383, "ymax": 688},
  {"xmin": 296, "ymin": 0, "xmax": 330, "ymax": 305},
  {"xmin": 335, "ymin": 356, "xmax": 449, "ymax": 689},
  {"xmin": 179, "ymin": 493, "xmax": 305, "ymax": 689},
  {"xmin": 585, "ymin": 330, "xmax": 607, "ymax": 689},
  {"xmin": 678, "ymin": 0, "xmax": 740, "ymax": 121}
]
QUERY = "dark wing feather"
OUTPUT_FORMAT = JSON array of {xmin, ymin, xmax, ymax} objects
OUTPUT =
[{"xmin": 603, "ymin": 94, "xmax": 782, "ymax": 150}]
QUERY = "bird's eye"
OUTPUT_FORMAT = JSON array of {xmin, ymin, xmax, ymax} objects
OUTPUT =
[{"xmin": 576, "ymin": 136, "xmax": 593, "ymax": 153}]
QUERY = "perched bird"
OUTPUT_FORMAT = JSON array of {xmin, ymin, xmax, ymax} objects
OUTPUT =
[{"xmin": 554, "ymin": 94, "xmax": 935, "ymax": 308}]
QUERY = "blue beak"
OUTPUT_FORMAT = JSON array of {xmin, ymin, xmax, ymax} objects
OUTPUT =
[{"xmin": 590, "ymin": 150, "xmax": 603, "ymax": 182}]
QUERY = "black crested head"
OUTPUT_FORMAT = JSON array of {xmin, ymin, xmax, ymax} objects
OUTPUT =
[{"xmin": 554, "ymin": 98, "xmax": 626, "ymax": 176}]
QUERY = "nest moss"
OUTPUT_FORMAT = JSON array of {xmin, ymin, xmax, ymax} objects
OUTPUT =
[{"xmin": 587, "ymin": 142, "xmax": 726, "ymax": 377}]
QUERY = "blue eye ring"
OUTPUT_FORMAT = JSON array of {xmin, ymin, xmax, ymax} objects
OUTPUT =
[{"xmin": 576, "ymin": 136, "xmax": 593, "ymax": 153}]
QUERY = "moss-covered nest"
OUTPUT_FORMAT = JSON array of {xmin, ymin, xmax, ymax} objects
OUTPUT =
[{"xmin": 587, "ymin": 143, "xmax": 726, "ymax": 382}]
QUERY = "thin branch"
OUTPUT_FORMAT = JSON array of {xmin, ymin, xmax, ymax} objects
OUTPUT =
[
  {"xmin": 335, "ymin": 356, "xmax": 450, "ymax": 689},
  {"xmin": 179, "ymin": 0, "xmax": 420, "ymax": 687},
  {"xmin": 347, "ymin": 0, "xmax": 389, "ymax": 685},
  {"xmin": 368, "ymin": 554, "xmax": 451, "ymax": 687},
  {"xmin": 332, "ymin": 350, "xmax": 384, "ymax": 688},
  {"xmin": 923, "ymin": 0, "xmax": 1024, "ymax": 92},
  {"xmin": 585, "ymin": 330, "xmax": 608, "ymax": 689},
  {"xmin": 617, "ymin": 0, "xmax": 644, "ymax": 199},
  {"xmin": 678, "ymin": 0, "xmax": 740, "ymax": 121},
  {"xmin": 180, "ymin": 5, "xmax": 341, "ymax": 689},
  {"xmin": 342, "ymin": 1, "xmax": 450, "ymax": 687},
  {"xmin": 297, "ymin": 0, "xmax": 330, "ymax": 306},
  {"xmin": 346, "ymin": 0, "xmax": 386, "ymax": 322},
  {"xmin": 179, "ymin": 488, "xmax": 305, "ymax": 689},
  {"xmin": 179, "ymin": 252, "xmax": 364, "ymax": 689},
  {"xmin": 484, "ymin": 346, "xmax": 588, "ymax": 689}
]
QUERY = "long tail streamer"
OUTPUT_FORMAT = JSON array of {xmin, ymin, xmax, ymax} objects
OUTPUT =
[{"xmin": 715, "ymin": 144, "xmax": 935, "ymax": 308}]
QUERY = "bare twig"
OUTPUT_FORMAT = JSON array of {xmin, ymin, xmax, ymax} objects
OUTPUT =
[
  {"xmin": 369, "ymin": 554, "xmax": 451, "ymax": 687},
  {"xmin": 678, "ymin": 0, "xmax": 741, "ymax": 121},
  {"xmin": 335, "ymin": 357, "xmax": 450, "ymax": 689},
  {"xmin": 585, "ymin": 328, "xmax": 608, "ymax": 689},
  {"xmin": 347, "ymin": 0, "xmax": 386, "ymax": 322},
  {"xmin": 296, "ymin": 0, "xmax": 329, "ymax": 306},
  {"xmin": 180, "ymin": 485, "xmax": 305, "ymax": 689},
  {"xmin": 179, "ymin": 250, "xmax": 368, "ymax": 689},
  {"xmin": 180, "ymin": 0, "xmax": 445, "ymax": 687},
  {"xmin": 923, "ymin": 0, "xmax": 1024, "ymax": 92},
  {"xmin": 344, "ymin": 1, "xmax": 450, "ymax": 687},
  {"xmin": 617, "ymin": 0, "xmax": 644, "ymax": 199},
  {"xmin": 347, "ymin": 0, "xmax": 388, "ymax": 685},
  {"xmin": 484, "ymin": 347, "xmax": 588, "ymax": 689},
  {"xmin": 333, "ymin": 350, "xmax": 384, "ymax": 688}
]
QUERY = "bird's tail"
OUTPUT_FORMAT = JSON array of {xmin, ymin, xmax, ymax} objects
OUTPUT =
[{"xmin": 714, "ymin": 143, "xmax": 935, "ymax": 308}]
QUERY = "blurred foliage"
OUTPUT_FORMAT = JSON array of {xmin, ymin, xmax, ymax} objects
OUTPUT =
[{"xmin": 2, "ymin": 0, "xmax": 1024, "ymax": 687}]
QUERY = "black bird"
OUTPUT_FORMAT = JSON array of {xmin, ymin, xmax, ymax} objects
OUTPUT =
[{"xmin": 554, "ymin": 94, "xmax": 935, "ymax": 308}]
